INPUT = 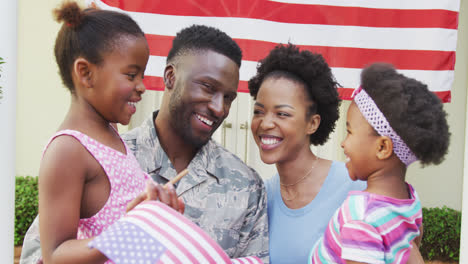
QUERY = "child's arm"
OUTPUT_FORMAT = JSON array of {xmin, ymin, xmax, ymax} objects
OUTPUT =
[
  {"xmin": 407, "ymin": 240, "xmax": 425, "ymax": 264},
  {"xmin": 406, "ymin": 224, "xmax": 424, "ymax": 264},
  {"xmin": 408, "ymin": 224, "xmax": 425, "ymax": 264},
  {"xmin": 414, "ymin": 224, "xmax": 423, "ymax": 247},
  {"xmin": 39, "ymin": 137, "xmax": 107, "ymax": 264},
  {"xmin": 344, "ymin": 241, "xmax": 424, "ymax": 264}
]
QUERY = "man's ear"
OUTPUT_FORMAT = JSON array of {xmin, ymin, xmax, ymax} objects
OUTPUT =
[
  {"xmin": 306, "ymin": 114, "xmax": 321, "ymax": 135},
  {"xmin": 376, "ymin": 136, "xmax": 394, "ymax": 160},
  {"xmin": 164, "ymin": 64, "xmax": 176, "ymax": 90},
  {"xmin": 73, "ymin": 58, "xmax": 93, "ymax": 89}
]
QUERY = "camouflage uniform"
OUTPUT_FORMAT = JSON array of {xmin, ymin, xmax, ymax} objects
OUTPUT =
[
  {"xmin": 122, "ymin": 111, "xmax": 269, "ymax": 262},
  {"xmin": 19, "ymin": 111, "xmax": 269, "ymax": 263}
]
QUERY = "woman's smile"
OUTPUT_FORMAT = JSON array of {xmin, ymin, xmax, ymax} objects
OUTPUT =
[{"xmin": 259, "ymin": 135, "xmax": 283, "ymax": 150}]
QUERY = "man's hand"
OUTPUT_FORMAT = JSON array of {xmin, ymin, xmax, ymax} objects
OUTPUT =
[{"xmin": 126, "ymin": 180, "xmax": 185, "ymax": 214}]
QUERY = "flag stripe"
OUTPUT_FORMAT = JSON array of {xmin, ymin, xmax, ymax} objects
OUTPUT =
[
  {"xmin": 270, "ymin": 0, "xmax": 460, "ymax": 11},
  {"xmin": 146, "ymin": 56, "xmax": 456, "ymax": 91},
  {"xmin": 126, "ymin": 215, "xmax": 201, "ymax": 263},
  {"xmin": 146, "ymin": 34, "xmax": 456, "ymax": 71},
  {"xmin": 127, "ymin": 208, "xmax": 229, "ymax": 263},
  {"xmin": 325, "ymin": 67, "xmax": 455, "ymax": 93},
  {"xmin": 337, "ymin": 88, "xmax": 451, "ymax": 103},
  {"xmin": 143, "ymin": 76, "xmax": 452, "ymax": 103},
  {"xmin": 131, "ymin": 13, "xmax": 458, "ymax": 51},
  {"xmin": 89, "ymin": 201, "xmax": 265, "ymax": 263},
  {"xmin": 136, "ymin": 207, "xmax": 218, "ymax": 263},
  {"xmin": 94, "ymin": 0, "xmax": 458, "ymax": 103},
  {"xmin": 145, "ymin": 56, "xmax": 454, "ymax": 99},
  {"xmin": 160, "ymin": 253, "xmax": 176, "ymax": 264},
  {"xmin": 136, "ymin": 203, "xmax": 232, "ymax": 263},
  {"xmin": 94, "ymin": 1, "xmax": 458, "ymax": 51},
  {"xmin": 123, "ymin": 216, "xmax": 194, "ymax": 263},
  {"xmin": 101, "ymin": 0, "xmax": 458, "ymax": 29}
]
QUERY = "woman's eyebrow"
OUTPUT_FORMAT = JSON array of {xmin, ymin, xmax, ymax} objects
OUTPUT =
[{"xmin": 275, "ymin": 104, "xmax": 294, "ymax": 110}]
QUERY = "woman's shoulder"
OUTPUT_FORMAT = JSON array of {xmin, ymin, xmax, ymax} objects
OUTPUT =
[
  {"xmin": 328, "ymin": 160, "xmax": 366, "ymax": 191},
  {"xmin": 263, "ymin": 173, "xmax": 280, "ymax": 206},
  {"xmin": 264, "ymin": 173, "xmax": 279, "ymax": 190},
  {"xmin": 329, "ymin": 160, "xmax": 347, "ymax": 172}
]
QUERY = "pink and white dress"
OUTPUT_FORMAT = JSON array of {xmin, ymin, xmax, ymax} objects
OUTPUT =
[{"xmin": 44, "ymin": 129, "xmax": 150, "ymax": 239}]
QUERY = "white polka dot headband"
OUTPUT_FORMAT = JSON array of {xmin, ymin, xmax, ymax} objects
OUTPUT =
[{"xmin": 352, "ymin": 86, "xmax": 418, "ymax": 166}]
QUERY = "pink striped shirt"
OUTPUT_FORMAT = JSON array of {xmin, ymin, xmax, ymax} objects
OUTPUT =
[{"xmin": 310, "ymin": 183, "xmax": 422, "ymax": 264}]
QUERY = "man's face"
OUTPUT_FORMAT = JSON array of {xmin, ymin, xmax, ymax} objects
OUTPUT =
[{"xmin": 168, "ymin": 50, "xmax": 239, "ymax": 148}]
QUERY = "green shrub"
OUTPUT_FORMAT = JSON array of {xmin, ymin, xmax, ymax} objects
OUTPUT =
[
  {"xmin": 15, "ymin": 176, "xmax": 39, "ymax": 246},
  {"xmin": 420, "ymin": 206, "xmax": 461, "ymax": 261}
]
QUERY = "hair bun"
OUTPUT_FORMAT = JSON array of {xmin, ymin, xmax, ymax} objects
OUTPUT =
[{"xmin": 53, "ymin": 1, "xmax": 84, "ymax": 28}]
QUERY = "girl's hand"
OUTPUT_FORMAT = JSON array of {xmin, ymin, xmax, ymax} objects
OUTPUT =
[{"xmin": 126, "ymin": 180, "xmax": 185, "ymax": 214}]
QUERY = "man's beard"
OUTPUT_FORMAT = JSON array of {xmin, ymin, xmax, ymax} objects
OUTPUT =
[{"xmin": 168, "ymin": 90, "xmax": 210, "ymax": 149}]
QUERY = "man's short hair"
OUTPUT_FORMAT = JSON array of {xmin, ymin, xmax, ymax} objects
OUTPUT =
[{"xmin": 167, "ymin": 24, "xmax": 242, "ymax": 67}]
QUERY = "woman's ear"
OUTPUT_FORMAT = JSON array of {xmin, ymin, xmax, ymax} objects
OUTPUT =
[
  {"xmin": 73, "ymin": 58, "xmax": 93, "ymax": 89},
  {"xmin": 306, "ymin": 114, "xmax": 321, "ymax": 135},
  {"xmin": 376, "ymin": 136, "xmax": 394, "ymax": 160},
  {"xmin": 164, "ymin": 64, "xmax": 176, "ymax": 90}
]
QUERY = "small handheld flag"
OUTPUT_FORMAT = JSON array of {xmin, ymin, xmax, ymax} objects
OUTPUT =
[{"xmin": 89, "ymin": 201, "xmax": 263, "ymax": 264}]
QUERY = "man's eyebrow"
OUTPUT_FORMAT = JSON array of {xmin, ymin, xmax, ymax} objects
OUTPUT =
[
  {"xmin": 254, "ymin": 102, "xmax": 264, "ymax": 108},
  {"xmin": 201, "ymin": 76, "xmax": 221, "ymax": 85}
]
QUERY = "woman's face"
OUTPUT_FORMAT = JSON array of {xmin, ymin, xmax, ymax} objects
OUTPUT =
[{"xmin": 251, "ymin": 77, "xmax": 319, "ymax": 165}]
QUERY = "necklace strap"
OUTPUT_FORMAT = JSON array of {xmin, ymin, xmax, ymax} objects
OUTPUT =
[
  {"xmin": 280, "ymin": 156, "xmax": 319, "ymax": 187},
  {"xmin": 281, "ymin": 188, "xmax": 298, "ymax": 201}
]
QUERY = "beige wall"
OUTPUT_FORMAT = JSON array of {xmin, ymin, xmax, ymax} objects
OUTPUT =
[
  {"xmin": 16, "ymin": 0, "xmax": 75, "ymax": 177},
  {"xmin": 16, "ymin": 0, "xmax": 468, "ymax": 211}
]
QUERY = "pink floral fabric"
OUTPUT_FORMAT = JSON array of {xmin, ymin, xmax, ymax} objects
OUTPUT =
[{"xmin": 45, "ymin": 130, "xmax": 149, "ymax": 239}]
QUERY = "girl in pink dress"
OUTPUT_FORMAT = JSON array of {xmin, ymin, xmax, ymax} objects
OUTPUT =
[{"xmin": 38, "ymin": 2, "xmax": 182, "ymax": 263}]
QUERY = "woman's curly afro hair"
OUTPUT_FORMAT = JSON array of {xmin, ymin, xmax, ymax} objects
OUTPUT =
[
  {"xmin": 248, "ymin": 43, "xmax": 341, "ymax": 145},
  {"xmin": 361, "ymin": 63, "xmax": 450, "ymax": 165}
]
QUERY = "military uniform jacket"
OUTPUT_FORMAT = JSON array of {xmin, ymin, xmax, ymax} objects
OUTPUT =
[{"xmin": 121, "ymin": 111, "xmax": 269, "ymax": 263}]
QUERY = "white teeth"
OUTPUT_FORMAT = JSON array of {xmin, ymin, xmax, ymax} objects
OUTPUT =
[
  {"xmin": 345, "ymin": 156, "xmax": 350, "ymax": 163},
  {"xmin": 128, "ymin": 102, "xmax": 136, "ymax": 107},
  {"xmin": 261, "ymin": 137, "xmax": 280, "ymax": 145},
  {"xmin": 196, "ymin": 114, "xmax": 213, "ymax": 126}
]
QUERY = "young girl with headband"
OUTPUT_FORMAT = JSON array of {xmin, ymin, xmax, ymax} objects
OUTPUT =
[
  {"xmin": 38, "ymin": 2, "xmax": 182, "ymax": 263},
  {"xmin": 310, "ymin": 63, "xmax": 450, "ymax": 263}
]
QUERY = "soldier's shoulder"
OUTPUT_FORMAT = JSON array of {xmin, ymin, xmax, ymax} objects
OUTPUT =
[{"xmin": 121, "ymin": 125, "xmax": 142, "ymax": 142}]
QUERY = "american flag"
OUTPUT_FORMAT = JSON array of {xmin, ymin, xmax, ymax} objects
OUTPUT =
[
  {"xmin": 89, "ymin": 201, "xmax": 263, "ymax": 263},
  {"xmin": 91, "ymin": 0, "xmax": 460, "ymax": 102}
]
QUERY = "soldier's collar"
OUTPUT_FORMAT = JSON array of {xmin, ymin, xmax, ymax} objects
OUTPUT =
[{"xmin": 136, "ymin": 111, "xmax": 164, "ymax": 174}]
